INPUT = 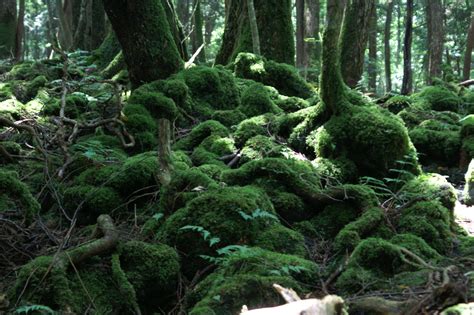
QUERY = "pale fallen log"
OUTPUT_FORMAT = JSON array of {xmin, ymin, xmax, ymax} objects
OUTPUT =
[{"xmin": 240, "ymin": 284, "xmax": 346, "ymax": 315}]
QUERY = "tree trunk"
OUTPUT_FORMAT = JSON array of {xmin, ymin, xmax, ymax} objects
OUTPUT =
[
  {"xmin": 216, "ymin": 0, "xmax": 294, "ymax": 65},
  {"xmin": 55, "ymin": 0, "xmax": 73, "ymax": 50},
  {"xmin": 0, "ymin": 0, "xmax": 17, "ymax": 59},
  {"xmin": 368, "ymin": 2, "xmax": 377, "ymax": 92},
  {"xmin": 247, "ymin": 0, "xmax": 261, "ymax": 55},
  {"xmin": 74, "ymin": 0, "xmax": 88, "ymax": 49},
  {"xmin": 401, "ymin": 0, "xmax": 413, "ymax": 95},
  {"xmin": 426, "ymin": 0, "xmax": 444, "ymax": 83},
  {"xmin": 320, "ymin": 0, "xmax": 347, "ymax": 115},
  {"xmin": 296, "ymin": 0, "xmax": 305, "ymax": 68},
  {"xmin": 384, "ymin": 0, "xmax": 394, "ymax": 92},
  {"xmin": 177, "ymin": 0, "xmax": 191, "ymax": 33},
  {"xmin": 157, "ymin": 118, "xmax": 174, "ymax": 186},
  {"xmin": 191, "ymin": 0, "xmax": 206, "ymax": 62},
  {"xmin": 340, "ymin": 0, "xmax": 376, "ymax": 88},
  {"xmin": 304, "ymin": 0, "xmax": 320, "ymax": 77},
  {"xmin": 463, "ymin": 14, "xmax": 474, "ymax": 80},
  {"xmin": 90, "ymin": 0, "xmax": 106, "ymax": 49},
  {"xmin": 14, "ymin": 0, "xmax": 26, "ymax": 62},
  {"xmin": 103, "ymin": 0, "xmax": 183, "ymax": 87}
]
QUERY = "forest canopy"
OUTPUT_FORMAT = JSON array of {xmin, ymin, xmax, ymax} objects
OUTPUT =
[{"xmin": 1, "ymin": 0, "xmax": 474, "ymax": 314}]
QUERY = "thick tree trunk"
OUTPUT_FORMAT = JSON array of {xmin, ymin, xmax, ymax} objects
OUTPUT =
[
  {"xmin": 426, "ymin": 0, "xmax": 444, "ymax": 83},
  {"xmin": 191, "ymin": 0, "xmax": 206, "ymax": 62},
  {"xmin": 216, "ymin": 0, "xmax": 294, "ymax": 65},
  {"xmin": 320, "ymin": 0, "xmax": 347, "ymax": 115},
  {"xmin": 247, "ymin": 0, "xmax": 260, "ymax": 55},
  {"xmin": 14, "ymin": 0, "xmax": 26, "ymax": 62},
  {"xmin": 401, "ymin": 0, "xmax": 413, "ymax": 95},
  {"xmin": 296, "ymin": 0, "xmax": 305, "ymax": 68},
  {"xmin": 90, "ymin": 0, "xmax": 106, "ymax": 49},
  {"xmin": 340, "ymin": 0, "xmax": 376, "ymax": 88},
  {"xmin": 55, "ymin": 0, "xmax": 73, "ymax": 50},
  {"xmin": 463, "ymin": 14, "xmax": 474, "ymax": 80},
  {"xmin": 103, "ymin": 0, "xmax": 183, "ymax": 87},
  {"xmin": 368, "ymin": 2, "xmax": 377, "ymax": 92},
  {"xmin": 384, "ymin": 0, "xmax": 394, "ymax": 92},
  {"xmin": 0, "ymin": 0, "xmax": 17, "ymax": 59}
]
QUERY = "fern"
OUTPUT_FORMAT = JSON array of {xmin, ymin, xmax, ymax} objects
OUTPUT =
[
  {"xmin": 238, "ymin": 208, "xmax": 279, "ymax": 222},
  {"xmin": 15, "ymin": 304, "xmax": 57, "ymax": 314},
  {"xmin": 180, "ymin": 225, "xmax": 221, "ymax": 247}
]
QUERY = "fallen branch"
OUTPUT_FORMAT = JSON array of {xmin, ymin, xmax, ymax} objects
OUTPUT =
[{"xmin": 460, "ymin": 79, "xmax": 474, "ymax": 87}]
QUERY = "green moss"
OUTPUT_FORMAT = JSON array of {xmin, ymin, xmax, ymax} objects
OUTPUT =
[
  {"xmin": 191, "ymin": 146, "xmax": 226, "ymax": 166},
  {"xmin": 416, "ymin": 86, "xmax": 462, "ymax": 112},
  {"xmin": 464, "ymin": 159, "xmax": 474, "ymax": 206},
  {"xmin": 255, "ymin": 224, "xmax": 307, "ymax": 257},
  {"xmin": 383, "ymin": 95, "xmax": 412, "ymax": 114},
  {"xmin": 118, "ymin": 241, "xmax": 180, "ymax": 312},
  {"xmin": 233, "ymin": 114, "xmax": 275, "ymax": 147},
  {"xmin": 239, "ymin": 83, "xmax": 282, "ymax": 117},
  {"xmin": 128, "ymin": 84, "xmax": 178, "ymax": 121},
  {"xmin": 211, "ymin": 109, "xmax": 247, "ymax": 127},
  {"xmin": 188, "ymin": 248, "xmax": 318, "ymax": 315},
  {"xmin": 441, "ymin": 304, "xmax": 474, "ymax": 315},
  {"xmin": 276, "ymin": 96, "xmax": 311, "ymax": 113},
  {"xmin": 158, "ymin": 167, "xmax": 217, "ymax": 214},
  {"xmin": 197, "ymin": 164, "xmax": 227, "ymax": 181},
  {"xmin": 400, "ymin": 173, "xmax": 457, "ymax": 211},
  {"xmin": 334, "ymin": 207, "xmax": 387, "ymax": 251},
  {"xmin": 313, "ymin": 157, "xmax": 358, "ymax": 185},
  {"xmin": 409, "ymin": 125, "xmax": 461, "ymax": 166},
  {"xmin": 311, "ymin": 105, "xmax": 419, "ymax": 178},
  {"xmin": 1, "ymin": 140, "xmax": 21, "ymax": 155},
  {"xmin": 398, "ymin": 200, "xmax": 453, "ymax": 254},
  {"xmin": 390, "ymin": 234, "xmax": 441, "ymax": 260},
  {"xmin": 458, "ymin": 235, "xmax": 474, "ymax": 256},
  {"xmin": 268, "ymin": 191, "xmax": 309, "ymax": 223},
  {"xmin": 234, "ymin": 53, "xmax": 314, "ymax": 98},
  {"xmin": 157, "ymin": 186, "xmax": 276, "ymax": 276},
  {"xmin": 174, "ymin": 120, "xmax": 229, "ymax": 151},
  {"xmin": 0, "ymin": 170, "xmax": 40, "ymax": 223},
  {"xmin": 111, "ymin": 151, "xmax": 160, "ymax": 196},
  {"xmin": 63, "ymin": 185, "xmax": 123, "ymax": 224},
  {"xmin": 200, "ymin": 135, "xmax": 236, "ymax": 156},
  {"xmin": 310, "ymin": 203, "xmax": 359, "ymax": 239},
  {"xmin": 240, "ymin": 135, "xmax": 283, "ymax": 164}
]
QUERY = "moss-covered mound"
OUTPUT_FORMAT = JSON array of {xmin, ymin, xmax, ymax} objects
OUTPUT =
[
  {"xmin": 416, "ymin": 86, "xmax": 462, "ymax": 112},
  {"xmin": 234, "ymin": 53, "xmax": 314, "ymax": 99},
  {"xmin": 310, "ymin": 105, "xmax": 419, "ymax": 178},
  {"xmin": 188, "ymin": 248, "xmax": 319, "ymax": 315}
]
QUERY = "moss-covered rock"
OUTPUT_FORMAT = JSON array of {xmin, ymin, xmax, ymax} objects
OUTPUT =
[
  {"xmin": 398, "ymin": 200, "xmax": 454, "ymax": 254},
  {"xmin": 128, "ymin": 84, "xmax": 178, "ymax": 121},
  {"xmin": 174, "ymin": 120, "xmax": 229, "ymax": 151},
  {"xmin": 234, "ymin": 53, "xmax": 314, "ymax": 99},
  {"xmin": 276, "ymin": 96, "xmax": 311, "ymax": 113},
  {"xmin": 239, "ymin": 82, "xmax": 282, "ymax": 117},
  {"xmin": 309, "ymin": 203, "xmax": 359, "ymax": 239},
  {"xmin": 188, "ymin": 248, "xmax": 319, "ymax": 315},
  {"xmin": 240, "ymin": 135, "xmax": 284, "ymax": 164},
  {"xmin": 383, "ymin": 95, "xmax": 412, "ymax": 114},
  {"xmin": 268, "ymin": 190, "xmax": 309, "ymax": 223},
  {"xmin": 255, "ymin": 224, "xmax": 307, "ymax": 257},
  {"xmin": 416, "ymin": 86, "xmax": 462, "ymax": 112},
  {"xmin": 157, "ymin": 186, "xmax": 276, "ymax": 276},
  {"xmin": 0, "ymin": 170, "xmax": 40, "ymax": 223},
  {"xmin": 211, "ymin": 109, "xmax": 247, "ymax": 127},
  {"xmin": 310, "ymin": 105, "xmax": 419, "ymax": 178}
]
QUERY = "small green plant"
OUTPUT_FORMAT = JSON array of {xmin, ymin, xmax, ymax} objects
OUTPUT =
[
  {"xmin": 15, "ymin": 304, "xmax": 57, "ymax": 315},
  {"xmin": 180, "ymin": 225, "xmax": 221, "ymax": 247},
  {"xmin": 238, "ymin": 208, "xmax": 279, "ymax": 222},
  {"xmin": 269, "ymin": 264, "xmax": 309, "ymax": 276}
]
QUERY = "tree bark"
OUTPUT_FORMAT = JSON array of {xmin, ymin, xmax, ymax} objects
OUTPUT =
[
  {"xmin": 368, "ymin": 1, "xmax": 377, "ymax": 92},
  {"xmin": 55, "ymin": 0, "xmax": 73, "ymax": 50},
  {"xmin": 426, "ymin": 0, "xmax": 444, "ymax": 83},
  {"xmin": 14, "ymin": 0, "xmax": 25, "ymax": 62},
  {"xmin": 463, "ymin": 14, "xmax": 474, "ymax": 81},
  {"xmin": 401, "ymin": 0, "xmax": 413, "ymax": 95},
  {"xmin": 216, "ymin": 0, "xmax": 294, "ymax": 65},
  {"xmin": 304, "ymin": 0, "xmax": 320, "ymax": 76},
  {"xmin": 191, "ymin": 0, "xmax": 206, "ymax": 62},
  {"xmin": 103, "ymin": 0, "xmax": 183, "ymax": 87},
  {"xmin": 0, "ymin": 0, "xmax": 17, "ymax": 59},
  {"xmin": 247, "ymin": 0, "xmax": 261, "ymax": 55},
  {"xmin": 384, "ymin": 0, "xmax": 394, "ymax": 92},
  {"xmin": 296, "ymin": 0, "xmax": 305, "ymax": 68},
  {"xmin": 340, "ymin": 0, "xmax": 376, "ymax": 88},
  {"xmin": 320, "ymin": 0, "xmax": 347, "ymax": 115},
  {"xmin": 157, "ymin": 118, "xmax": 174, "ymax": 186}
]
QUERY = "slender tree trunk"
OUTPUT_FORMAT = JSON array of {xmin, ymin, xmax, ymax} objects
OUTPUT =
[
  {"xmin": 83, "ymin": 0, "xmax": 93, "ymax": 50},
  {"xmin": 55, "ymin": 0, "xmax": 73, "ymax": 50},
  {"xmin": 103, "ymin": 0, "xmax": 183, "ymax": 87},
  {"xmin": 384, "ymin": 0, "xmax": 394, "ymax": 92},
  {"xmin": 204, "ymin": 0, "xmax": 220, "ymax": 46},
  {"xmin": 368, "ymin": 2, "xmax": 377, "ymax": 92},
  {"xmin": 304, "ymin": 0, "xmax": 320, "ymax": 76},
  {"xmin": 396, "ymin": 0, "xmax": 402, "ymax": 65},
  {"xmin": 0, "ymin": 0, "xmax": 17, "ymax": 59},
  {"xmin": 320, "ymin": 0, "xmax": 347, "ymax": 115},
  {"xmin": 91, "ymin": 0, "xmax": 106, "ymax": 49},
  {"xmin": 157, "ymin": 119, "xmax": 174, "ymax": 186},
  {"xmin": 247, "ymin": 0, "xmax": 260, "ymax": 55},
  {"xmin": 63, "ymin": 0, "xmax": 73, "ymax": 37},
  {"xmin": 426, "ymin": 0, "xmax": 444, "ymax": 83},
  {"xmin": 191, "ymin": 0, "xmax": 206, "ymax": 62},
  {"xmin": 74, "ymin": 0, "xmax": 87, "ymax": 48},
  {"xmin": 401, "ymin": 0, "xmax": 413, "ymax": 95},
  {"xmin": 296, "ymin": 0, "xmax": 305, "ymax": 68},
  {"xmin": 14, "ymin": 0, "xmax": 26, "ymax": 62},
  {"xmin": 463, "ymin": 14, "xmax": 474, "ymax": 80},
  {"xmin": 340, "ymin": 0, "xmax": 376, "ymax": 88},
  {"xmin": 177, "ymin": 0, "xmax": 191, "ymax": 33}
]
